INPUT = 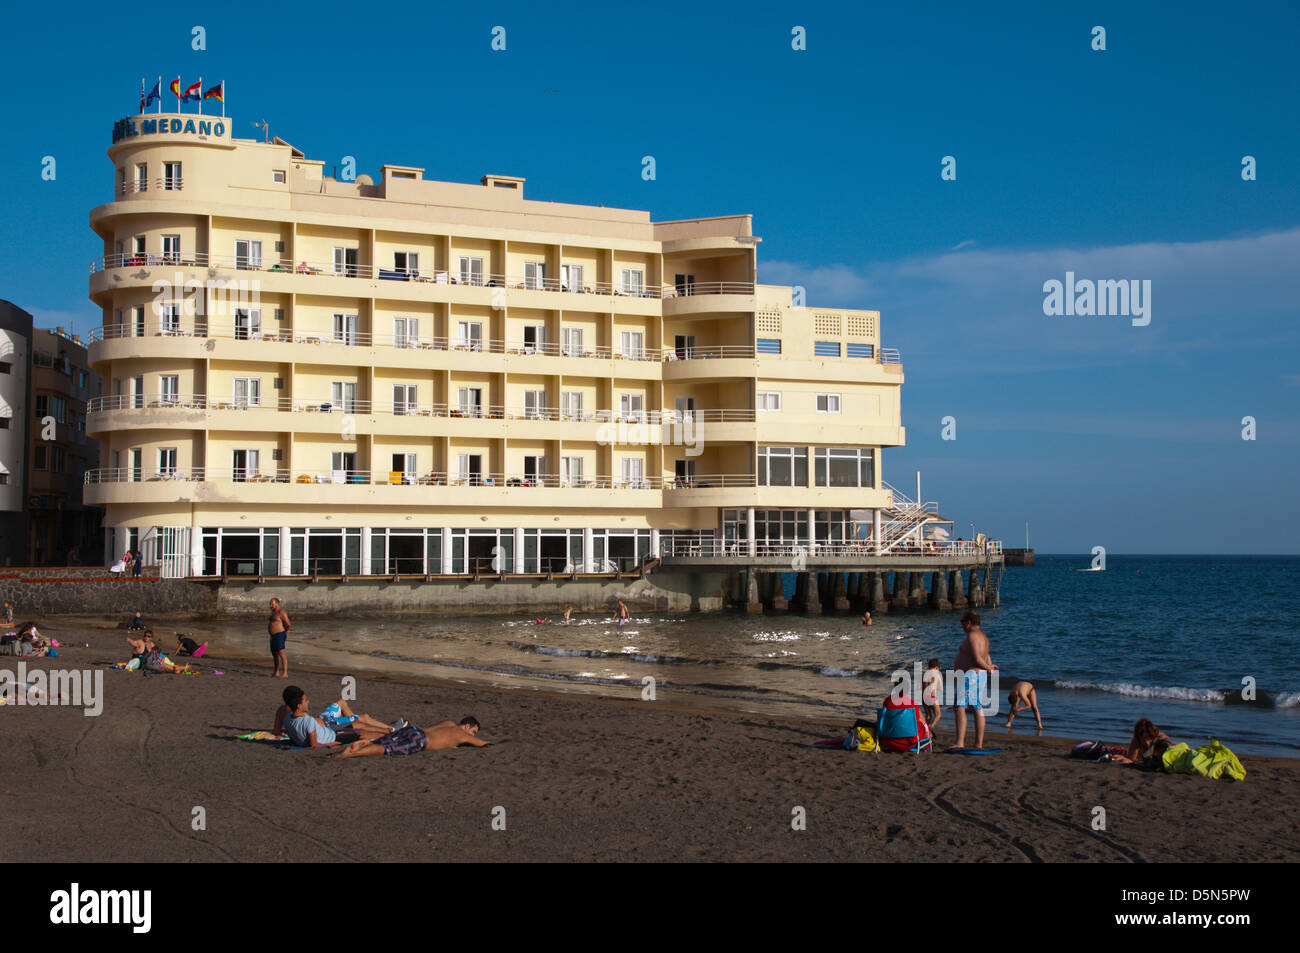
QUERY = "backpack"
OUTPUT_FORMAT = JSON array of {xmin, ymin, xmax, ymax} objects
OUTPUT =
[
  {"xmin": 1070, "ymin": 740, "xmax": 1125, "ymax": 762},
  {"xmin": 842, "ymin": 724, "xmax": 877, "ymax": 752}
]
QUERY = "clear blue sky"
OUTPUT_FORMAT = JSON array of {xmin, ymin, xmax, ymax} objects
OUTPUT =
[{"xmin": 2, "ymin": 1, "xmax": 1297, "ymax": 553}]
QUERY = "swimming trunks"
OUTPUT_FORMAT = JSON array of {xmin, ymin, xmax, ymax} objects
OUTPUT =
[
  {"xmin": 951, "ymin": 670, "xmax": 988, "ymax": 710},
  {"xmin": 270, "ymin": 631, "xmax": 287, "ymax": 652},
  {"xmin": 375, "ymin": 725, "xmax": 428, "ymax": 756}
]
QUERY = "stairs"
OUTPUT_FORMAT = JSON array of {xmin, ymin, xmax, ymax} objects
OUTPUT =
[{"xmin": 878, "ymin": 480, "xmax": 939, "ymax": 553}]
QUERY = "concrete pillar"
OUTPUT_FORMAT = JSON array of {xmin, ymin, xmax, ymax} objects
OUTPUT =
[
  {"xmin": 582, "ymin": 527, "xmax": 594, "ymax": 573},
  {"xmin": 650, "ymin": 528, "xmax": 660, "ymax": 558},
  {"xmin": 908, "ymin": 571, "xmax": 928, "ymax": 607},
  {"xmin": 930, "ymin": 570, "xmax": 953, "ymax": 610},
  {"xmin": 360, "ymin": 527, "xmax": 373, "ymax": 575},
  {"xmin": 949, "ymin": 570, "xmax": 968, "ymax": 608},
  {"xmin": 872, "ymin": 509, "xmax": 882, "ymax": 551},
  {"xmin": 191, "ymin": 528, "xmax": 205, "ymax": 577},
  {"xmin": 832, "ymin": 572, "xmax": 850, "ymax": 611},
  {"xmin": 891, "ymin": 570, "xmax": 909, "ymax": 610},
  {"xmin": 765, "ymin": 573, "xmax": 788, "ymax": 611},
  {"xmin": 513, "ymin": 526, "xmax": 524, "ymax": 574},
  {"xmin": 441, "ymin": 527, "xmax": 453, "ymax": 574},
  {"xmin": 967, "ymin": 568, "xmax": 983, "ymax": 607},
  {"xmin": 807, "ymin": 509, "xmax": 816, "ymax": 553},
  {"xmin": 869, "ymin": 571, "xmax": 889, "ymax": 614},
  {"xmin": 797, "ymin": 572, "xmax": 822, "ymax": 614},
  {"xmin": 746, "ymin": 507, "xmax": 756, "ymax": 557},
  {"xmin": 744, "ymin": 569, "xmax": 763, "ymax": 614}
]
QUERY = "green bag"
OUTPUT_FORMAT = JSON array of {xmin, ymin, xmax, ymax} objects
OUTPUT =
[{"xmin": 1161, "ymin": 740, "xmax": 1246, "ymax": 780}]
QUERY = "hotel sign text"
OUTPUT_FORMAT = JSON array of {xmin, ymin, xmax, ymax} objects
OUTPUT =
[{"xmin": 112, "ymin": 116, "xmax": 227, "ymax": 144}]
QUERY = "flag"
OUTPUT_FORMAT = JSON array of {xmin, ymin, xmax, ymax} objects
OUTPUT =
[
  {"xmin": 203, "ymin": 81, "xmax": 224, "ymax": 104},
  {"xmin": 169, "ymin": 77, "xmax": 181, "ymax": 98},
  {"xmin": 182, "ymin": 79, "xmax": 202, "ymax": 103},
  {"xmin": 144, "ymin": 78, "xmax": 161, "ymax": 108},
  {"xmin": 139, "ymin": 77, "xmax": 146, "ymax": 112}
]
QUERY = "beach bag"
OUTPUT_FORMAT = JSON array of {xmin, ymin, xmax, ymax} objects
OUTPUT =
[
  {"xmin": 842, "ymin": 725, "xmax": 877, "ymax": 752},
  {"xmin": 1071, "ymin": 740, "xmax": 1126, "ymax": 762}
]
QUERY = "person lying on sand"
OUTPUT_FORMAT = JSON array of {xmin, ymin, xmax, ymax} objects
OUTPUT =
[
  {"xmin": 1110, "ymin": 718, "xmax": 1173, "ymax": 768},
  {"xmin": 330, "ymin": 717, "xmax": 491, "ymax": 758},
  {"xmin": 1005, "ymin": 680, "xmax": 1043, "ymax": 730},
  {"xmin": 274, "ymin": 686, "xmax": 398, "ymax": 747}
]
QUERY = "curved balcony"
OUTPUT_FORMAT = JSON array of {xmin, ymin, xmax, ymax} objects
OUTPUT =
[{"xmin": 662, "ymin": 476, "xmax": 892, "ymax": 509}]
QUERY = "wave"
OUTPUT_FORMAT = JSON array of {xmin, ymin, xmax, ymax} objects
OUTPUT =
[
  {"xmin": 1052, "ymin": 679, "xmax": 1292, "ymax": 708},
  {"xmin": 507, "ymin": 641, "xmax": 712, "ymax": 666}
]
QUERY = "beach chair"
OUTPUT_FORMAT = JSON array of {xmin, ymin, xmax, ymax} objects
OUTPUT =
[{"xmin": 874, "ymin": 694, "xmax": 934, "ymax": 754}]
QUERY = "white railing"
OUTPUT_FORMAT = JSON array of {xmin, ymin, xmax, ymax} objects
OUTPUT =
[
  {"xmin": 84, "ymin": 468, "xmax": 666, "ymax": 490},
  {"xmin": 659, "ymin": 539, "xmax": 1000, "ymax": 559},
  {"xmin": 663, "ymin": 474, "xmax": 758, "ymax": 488},
  {"xmin": 116, "ymin": 177, "xmax": 184, "ymax": 196},
  {"xmin": 880, "ymin": 347, "xmax": 902, "ymax": 365}
]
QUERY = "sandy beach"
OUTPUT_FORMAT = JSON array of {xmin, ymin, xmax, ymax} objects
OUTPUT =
[{"xmin": 4, "ymin": 620, "xmax": 1297, "ymax": 863}]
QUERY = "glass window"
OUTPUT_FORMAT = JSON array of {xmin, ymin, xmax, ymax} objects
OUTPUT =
[
  {"xmin": 756, "ymin": 338, "xmax": 782, "ymax": 354},
  {"xmin": 846, "ymin": 343, "xmax": 874, "ymax": 358},
  {"xmin": 814, "ymin": 448, "xmax": 874, "ymax": 488},
  {"xmin": 816, "ymin": 393, "xmax": 841, "ymax": 413},
  {"xmin": 814, "ymin": 341, "xmax": 840, "ymax": 357},
  {"xmin": 758, "ymin": 446, "xmax": 807, "ymax": 486}
]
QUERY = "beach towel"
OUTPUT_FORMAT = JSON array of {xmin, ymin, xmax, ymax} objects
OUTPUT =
[
  {"xmin": 1161, "ymin": 740, "xmax": 1246, "ymax": 780},
  {"xmin": 236, "ymin": 730, "xmax": 337, "ymax": 751}
]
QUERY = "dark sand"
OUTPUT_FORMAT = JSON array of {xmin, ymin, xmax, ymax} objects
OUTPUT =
[{"xmin": 4, "ymin": 622, "xmax": 1298, "ymax": 862}]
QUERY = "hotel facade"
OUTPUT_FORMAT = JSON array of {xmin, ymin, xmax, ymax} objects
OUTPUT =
[{"xmin": 86, "ymin": 114, "xmax": 909, "ymax": 579}]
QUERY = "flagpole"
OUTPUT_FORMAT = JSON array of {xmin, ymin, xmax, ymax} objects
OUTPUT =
[
  {"xmin": 222, "ymin": 81, "xmax": 226, "ymax": 119},
  {"xmin": 157, "ymin": 76, "xmax": 162, "ymax": 114},
  {"xmin": 198, "ymin": 77, "xmax": 202, "ymax": 115}
]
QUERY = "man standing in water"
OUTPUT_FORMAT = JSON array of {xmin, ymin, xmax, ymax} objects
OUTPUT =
[
  {"xmin": 269, "ymin": 598, "xmax": 290, "ymax": 678},
  {"xmin": 615, "ymin": 598, "xmax": 630, "ymax": 626},
  {"xmin": 951, "ymin": 610, "xmax": 997, "ymax": 750}
]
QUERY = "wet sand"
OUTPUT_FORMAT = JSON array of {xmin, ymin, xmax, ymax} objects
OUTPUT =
[{"xmin": 4, "ymin": 622, "xmax": 1297, "ymax": 862}]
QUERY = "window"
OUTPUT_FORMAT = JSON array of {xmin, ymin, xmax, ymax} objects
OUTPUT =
[
  {"xmin": 332, "ymin": 313, "xmax": 358, "ymax": 345},
  {"xmin": 523, "ymin": 390, "xmax": 547, "ymax": 419},
  {"xmin": 333, "ymin": 246, "xmax": 359, "ymax": 277},
  {"xmin": 159, "ymin": 376, "xmax": 180, "ymax": 405},
  {"xmin": 457, "ymin": 387, "xmax": 483, "ymax": 418},
  {"xmin": 757, "ymin": 391, "xmax": 782, "ymax": 412},
  {"xmin": 391, "ymin": 453, "xmax": 417, "ymax": 483},
  {"xmin": 756, "ymin": 338, "xmax": 782, "ymax": 354},
  {"xmin": 393, "ymin": 317, "xmax": 418, "ymax": 348},
  {"xmin": 118, "ymin": 167, "xmax": 126, "ymax": 195},
  {"xmin": 132, "ymin": 306, "xmax": 145, "ymax": 337},
  {"xmin": 393, "ymin": 384, "xmax": 416, "ymax": 415},
  {"xmin": 0, "ymin": 417, "xmax": 9, "ymax": 428},
  {"xmin": 816, "ymin": 393, "xmax": 841, "ymax": 414},
  {"xmin": 134, "ymin": 163, "xmax": 147, "ymax": 192},
  {"xmin": 619, "ymin": 393, "xmax": 644, "ymax": 422},
  {"xmin": 522, "ymin": 455, "xmax": 546, "ymax": 482},
  {"xmin": 233, "ymin": 378, "xmax": 261, "ymax": 408},
  {"xmin": 815, "ymin": 448, "xmax": 875, "ymax": 488},
  {"xmin": 273, "ymin": 170, "xmax": 286, "ymax": 183},
  {"xmin": 158, "ymin": 448, "xmax": 178, "ymax": 477},
  {"xmin": 560, "ymin": 456, "xmax": 584, "ymax": 486},
  {"xmin": 619, "ymin": 331, "xmax": 644, "ymax": 360},
  {"xmin": 561, "ymin": 264, "xmax": 584, "ymax": 292},
  {"xmin": 456, "ymin": 321, "xmax": 483, "ymax": 351},
  {"xmin": 560, "ymin": 391, "xmax": 584, "ymax": 420},
  {"xmin": 131, "ymin": 376, "xmax": 144, "ymax": 409},
  {"xmin": 814, "ymin": 341, "xmax": 841, "ymax": 357},
  {"xmin": 620, "ymin": 457, "xmax": 645, "ymax": 486},
  {"xmin": 458, "ymin": 256, "xmax": 484, "ymax": 286},
  {"xmin": 34, "ymin": 445, "xmax": 48, "ymax": 470},
  {"xmin": 235, "ymin": 308, "xmax": 261, "ymax": 340},
  {"xmin": 235, "ymin": 239, "xmax": 262, "ymax": 270},
  {"xmin": 673, "ymin": 396, "xmax": 695, "ymax": 422},
  {"xmin": 79, "ymin": 370, "xmax": 87, "ymax": 388},
  {"xmin": 457, "ymin": 453, "xmax": 483, "ymax": 485},
  {"xmin": 0, "ymin": 472, "xmax": 7, "ymax": 484},
  {"xmin": 673, "ymin": 334, "xmax": 696, "ymax": 360},
  {"xmin": 675, "ymin": 273, "xmax": 696, "ymax": 296},
  {"xmin": 50, "ymin": 447, "xmax": 65, "ymax": 473},
  {"xmin": 331, "ymin": 382, "xmax": 357, "ymax": 413},
  {"xmin": 162, "ymin": 162, "xmax": 182, "ymax": 190},
  {"xmin": 394, "ymin": 251, "xmax": 419, "ymax": 277},
  {"xmin": 331, "ymin": 451, "xmax": 357, "ymax": 480},
  {"xmin": 0, "ymin": 362, "xmax": 9, "ymax": 374},
  {"xmin": 161, "ymin": 235, "xmax": 180, "ymax": 261},
  {"xmin": 522, "ymin": 325, "xmax": 546, "ymax": 354},
  {"xmin": 561, "ymin": 327, "xmax": 584, "ymax": 356},
  {"xmin": 620, "ymin": 268, "xmax": 644, "ymax": 295},
  {"xmin": 846, "ymin": 343, "xmax": 874, "ymax": 359},
  {"xmin": 35, "ymin": 395, "xmax": 49, "ymax": 418},
  {"xmin": 524, "ymin": 261, "xmax": 546, "ymax": 290},
  {"xmin": 161, "ymin": 304, "xmax": 180, "ymax": 334},
  {"xmin": 758, "ymin": 446, "xmax": 808, "ymax": 487},
  {"xmin": 232, "ymin": 449, "xmax": 259, "ymax": 482}
]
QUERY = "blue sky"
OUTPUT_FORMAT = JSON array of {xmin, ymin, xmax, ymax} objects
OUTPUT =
[{"xmin": 2, "ymin": 1, "xmax": 1297, "ymax": 553}]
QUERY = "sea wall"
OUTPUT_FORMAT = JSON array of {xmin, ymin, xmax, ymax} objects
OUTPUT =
[{"xmin": 2, "ymin": 568, "xmax": 729, "ymax": 619}]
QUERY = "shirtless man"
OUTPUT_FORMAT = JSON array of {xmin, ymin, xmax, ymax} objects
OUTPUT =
[
  {"xmin": 1005, "ymin": 680, "xmax": 1043, "ymax": 730},
  {"xmin": 331, "ymin": 717, "xmax": 491, "ymax": 759},
  {"xmin": 615, "ymin": 598, "xmax": 630, "ymax": 626},
  {"xmin": 268, "ymin": 598, "xmax": 290, "ymax": 678},
  {"xmin": 951, "ymin": 610, "xmax": 998, "ymax": 750}
]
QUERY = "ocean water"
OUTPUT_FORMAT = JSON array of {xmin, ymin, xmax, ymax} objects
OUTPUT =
[{"xmin": 198, "ymin": 555, "xmax": 1300, "ymax": 757}]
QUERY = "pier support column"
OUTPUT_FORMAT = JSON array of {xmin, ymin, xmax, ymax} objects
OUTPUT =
[
  {"xmin": 949, "ymin": 570, "xmax": 967, "ymax": 608},
  {"xmin": 872, "ymin": 509, "xmax": 882, "ymax": 551},
  {"xmin": 891, "ymin": 571, "xmax": 910, "ymax": 610},
  {"xmin": 361, "ymin": 527, "xmax": 373, "ymax": 574},
  {"xmin": 744, "ymin": 569, "xmax": 763, "ymax": 614},
  {"xmin": 929, "ymin": 570, "xmax": 953, "ymax": 610},
  {"xmin": 849, "ymin": 572, "xmax": 869, "ymax": 610},
  {"xmin": 582, "ymin": 528, "xmax": 594, "ymax": 574},
  {"xmin": 765, "ymin": 573, "xmax": 788, "ymax": 611},
  {"xmin": 870, "ymin": 572, "xmax": 890, "ymax": 614},
  {"xmin": 908, "ymin": 571, "xmax": 928, "ymax": 607},
  {"xmin": 746, "ymin": 507, "xmax": 756, "ymax": 558},
  {"xmin": 832, "ymin": 572, "xmax": 851, "ymax": 611},
  {"xmin": 797, "ymin": 572, "xmax": 822, "ymax": 614},
  {"xmin": 967, "ymin": 568, "xmax": 983, "ymax": 607},
  {"xmin": 650, "ymin": 528, "xmax": 660, "ymax": 559}
]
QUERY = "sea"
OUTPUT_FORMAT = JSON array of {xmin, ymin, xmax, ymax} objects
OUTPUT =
[{"xmin": 197, "ymin": 555, "xmax": 1300, "ymax": 757}]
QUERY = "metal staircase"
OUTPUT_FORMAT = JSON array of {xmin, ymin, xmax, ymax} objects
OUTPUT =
[{"xmin": 879, "ymin": 480, "xmax": 940, "ymax": 553}]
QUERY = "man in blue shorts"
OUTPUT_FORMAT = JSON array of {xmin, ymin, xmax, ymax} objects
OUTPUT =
[
  {"xmin": 331, "ymin": 717, "xmax": 491, "ymax": 759},
  {"xmin": 273, "ymin": 686, "xmax": 399, "ymax": 747},
  {"xmin": 950, "ymin": 610, "xmax": 998, "ymax": 751}
]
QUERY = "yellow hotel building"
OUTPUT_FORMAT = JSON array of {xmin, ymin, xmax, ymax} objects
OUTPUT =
[{"xmin": 86, "ymin": 113, "xmax": 907, "ymax": 581}]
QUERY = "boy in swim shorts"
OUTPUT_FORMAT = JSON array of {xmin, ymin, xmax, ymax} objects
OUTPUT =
[{"xmin": 331, "ymin": 717, "xmax": 491, "ymax": 758}]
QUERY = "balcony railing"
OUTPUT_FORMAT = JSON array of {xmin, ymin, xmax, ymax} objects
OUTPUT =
[
  {"xmin": 86, "ymin": 394, "xmax": 760, "ymax": 423},
  {"xmin": 116, "ymin": 177, "xmax": 184, "ymax": 196},
  {"xmin": 659, "ymin": 539, "xmax": 1002, "ymax": 559},
  {"xmin": 84, "ymin": 467, "xmax": 666, "ymax": 489},
  {"xmin": 89, "ymin": 251, "xmax": 753, "ymax": 299}
]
